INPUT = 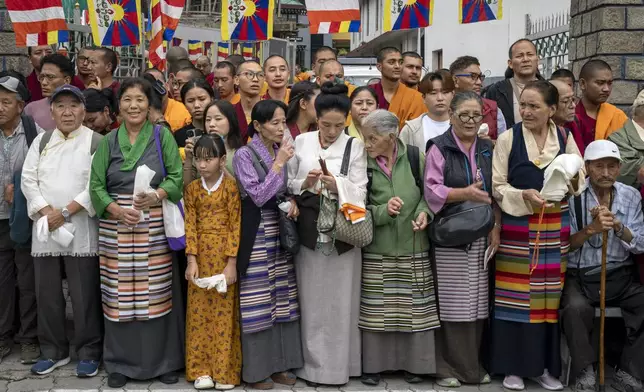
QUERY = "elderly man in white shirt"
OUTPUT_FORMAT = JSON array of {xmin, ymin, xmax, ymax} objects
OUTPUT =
[{"xmin": 21, "ymin": 85, "xmax": 103, "ymax": 378}]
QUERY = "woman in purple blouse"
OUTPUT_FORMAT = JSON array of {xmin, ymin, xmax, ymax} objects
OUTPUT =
[
  {"xmin": 231, "ymin": 100, "xmax": 303, "ymax": 389},
  {"xmin": 424, "ymin": 91, "xmax": 501, "ymax": 388}
]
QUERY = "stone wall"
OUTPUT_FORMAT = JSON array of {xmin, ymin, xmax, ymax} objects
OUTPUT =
[
  {"xmin": 570, "ymin": 0, "xmax": 644, "ymax": 109},
  {"xmin": 0, "ymin": 0, "xmax": 31, "ymax": 75}
]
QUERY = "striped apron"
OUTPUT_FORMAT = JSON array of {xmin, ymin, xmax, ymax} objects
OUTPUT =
[{"xmin": 99, "ymin": 194, "xmax": 173, "ymax": 322}]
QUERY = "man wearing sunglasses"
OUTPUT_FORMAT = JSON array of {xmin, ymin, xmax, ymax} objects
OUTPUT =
[
  {"xmin": 450, "ymin": 56, "xmax": 506, "ymax": 140},
  {"xmin": 0, "ymin": 75, "xmax": 43, "ymax": 366}
]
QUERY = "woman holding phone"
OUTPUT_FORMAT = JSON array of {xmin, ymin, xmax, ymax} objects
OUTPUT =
[
  {"xmin": 173, "ymin": 79, "xmax": 216, "ymax": 159},
  {"xmin": 287, "ymin": 82, "xmax": 368, "ymax": 386}
]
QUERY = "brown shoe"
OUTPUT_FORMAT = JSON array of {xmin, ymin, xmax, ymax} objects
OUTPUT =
[
  {"xmin": 249, "ymin": 378, "xmax": 274, "ymax": 390},
  {"xmin": 271, "ymin": 372, "xmax": 297, "ymax": 386}
]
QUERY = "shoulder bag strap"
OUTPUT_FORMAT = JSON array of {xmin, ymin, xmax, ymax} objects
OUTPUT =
[
  {"xmin": 38, "ymin": 131, "xmax": 54, "ymax": 154},
  {"xmin": 153, "ymin": 125, "xmax": 167, "ymax": 178},
  {"xmin": 247, "ymin": 144, "xmax": 268, "ymax": 182},
  {"xmin": 340, "ymin": 137, "xmax": 354, "ymax": 177},
  {"xmin": 406, "ymin": 144, "xmax": 422, "ymax": 192}
]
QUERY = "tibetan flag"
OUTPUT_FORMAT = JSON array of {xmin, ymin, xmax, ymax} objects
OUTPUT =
[
  {"xmin": 149, "ymin": 0, "xmax": 166, "ymax": 70},
  {"xmin": 188, "ymin": 40, "xmax": 203, "ymax": 63},
  {"xmin": 217, "ymin": 42, "xmax": 230, "ymax": 61},
  {"xmin": 16, "ymin": 30, "xmax": 70, "ymax": 47},
  {"xmin": 161, "ymin": 0, "xmax": 185, "ymax": 41},
  {"xmin": 242, "ymin": 43, "xmax": 253, "ymax": 60},
  {"xmin": 383, "ymin": 0, "xmax": 432, "ymax": 32},
  {"xmin": 87, "ymin": 0, "xmax": 142, "ymax": 46},
  {"xmin": 7, "ymin": 0, "xmax": 68, "ymax": 40},
  {"xmin": 459, "ymin": 0, "xmax": 502, "ymax": 24},
  {"xmin": 305, "ymin": 0, "xmax": 360, "ymax": 34},
  {"xmin": 221, "ymin": 0, "xmax": 274, "ymax": 41}
]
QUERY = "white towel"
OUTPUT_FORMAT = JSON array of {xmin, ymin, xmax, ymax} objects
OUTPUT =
[
  {"xmin": 193, "ymin": 274, "xmax": 227, "ymax": 293},
  {"xmin": 36, "ymin": 216, "xmax": 75, "ymax": 248},
  {"xmin": 541, "ymin": 154, "xmax": 586, "ymax": 201}
]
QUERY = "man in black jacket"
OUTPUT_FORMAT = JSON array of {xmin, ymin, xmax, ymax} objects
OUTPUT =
[{"xmin": 484, "ymin": 39, "xmax": 540, "ymax": 128}]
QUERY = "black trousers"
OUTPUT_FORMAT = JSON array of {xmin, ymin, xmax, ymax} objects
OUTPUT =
[
  {"xmin": 34, "ymin": 255, "xmax": 103, "ymax": 360},
  {"xmin": 561, "ymin": 269, "xmax": 644, "ymax": 381},
  {"xmin": 0, "ymin": 219, "xmax": 37, "ymax": 345}
]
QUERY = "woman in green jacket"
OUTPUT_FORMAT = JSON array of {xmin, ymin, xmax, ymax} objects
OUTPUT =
[{"xmin": 359, "ymin": 109, "xmax": 439, "ymax": 386}]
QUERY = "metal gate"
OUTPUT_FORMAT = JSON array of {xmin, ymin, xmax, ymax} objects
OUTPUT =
[{"xmin": 526, "ymin": 10, "xmax": 570, "ymax": 79}]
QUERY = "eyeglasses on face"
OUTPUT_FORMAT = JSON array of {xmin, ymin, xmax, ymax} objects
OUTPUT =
[
  {"xmin": 457, "ymin": 113, "xmax": 484, "ymax": 123},
  {"xmin": 237, "ymin": 71, "xmax": 265, "ymax": 80},
  {"xmin": 455, "ymin": 72, "xmax": 486, "ymax": 82}
]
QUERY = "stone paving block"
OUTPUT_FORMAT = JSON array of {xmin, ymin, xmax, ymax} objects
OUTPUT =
[
  {"xmin": 0, "ymin": 380, "xmax": 7, "ymax": 392},
  {"xmin": 52, "ymin": 376, "xmax": 104, "ymax": 391},
  {"xmin": 0, "ymin": 370, "xmax": 33, "ymax": 381},
  {"xmin": 148, "ymin": 379, "xmax": 194, "ymax": 390},
  {"xmin": 341, "ymin": 379, "xmax": 385, "ymax": 391},
  {"xmin": 246, "ymin": 388, "xmax": 293, "ymax": 392},
  {"xmin": 7, "ymin": 377, "xmax": 55, "ymax": 392}
]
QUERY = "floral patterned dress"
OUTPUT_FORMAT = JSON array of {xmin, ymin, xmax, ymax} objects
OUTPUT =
[{"xmin": 184, "ymin": 175, "xmax": 242, "ymax": 384}]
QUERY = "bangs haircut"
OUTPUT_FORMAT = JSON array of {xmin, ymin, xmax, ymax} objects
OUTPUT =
[
  {"xmin": 418, "ymin": 69, "xmax": 455, "ymax": 95},
  {"xmin": 248, "ymin": 100, "xmax": 288, "ymax": 138},
  {"xmin": 194, "ymin": 133, "xmax": 227, "ymax": 160}
]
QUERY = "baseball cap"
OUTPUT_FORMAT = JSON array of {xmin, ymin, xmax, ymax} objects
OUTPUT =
[
  {"xmin": 49, "ymin": 84, "xmax": 86, "ymax": 105},
  {"xmin": 584, "ymin": 140, "xmax": 622, "ymax": 162},
  {"xmin": 0, "ymin": 76, "xmax": 29, "ymax": 101},
  {"xmin": 633, "ymin": 89, "xmax": 644, "ymax": 110}
]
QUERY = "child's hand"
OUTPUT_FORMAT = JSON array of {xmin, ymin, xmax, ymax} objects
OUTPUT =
[
  {"xmin": 185, "ymin": 256, "xmax": 199, "ymax": 281},
  {"xmin": 223, "ymin": 257, "xmax": 237, "ymax": 285}
]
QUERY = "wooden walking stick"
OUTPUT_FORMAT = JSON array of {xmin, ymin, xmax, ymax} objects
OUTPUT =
[{"xmin": 599, "ymin": 230, "xmax": 608, "ymax": 392}]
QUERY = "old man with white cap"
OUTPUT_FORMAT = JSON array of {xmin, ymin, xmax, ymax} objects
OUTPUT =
[
  {"xmin": 562, "ymin": 139, "xmax": 644, "ymax": 392},
  {"xmin": 608, "ymin": 89, "xmax": 644, "ymax": 190}
]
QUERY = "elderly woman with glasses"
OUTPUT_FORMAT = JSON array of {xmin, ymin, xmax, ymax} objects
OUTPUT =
[
  {"xmin": 359, "ymin": 109, "xmax": 438, "ymax": 386},
  {"xmin": 424, "ymin": 91, "xmax": 500, "ymax": 388},
  {"xmin": 490, "ymin": 80, "xmax": 585, "ymax": 391}
]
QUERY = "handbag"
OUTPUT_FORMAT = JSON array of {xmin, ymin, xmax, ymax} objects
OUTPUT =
[
  {"xmin": 244, "ymin": 145, "xmax": 300, "ymax": 254},
  {"xmin": 429, "ymin": 201, "xmax": 494, "ymax": 247},
  {"xmin": 153, "ymin": 125, "xmax": 187, "ymax": 251},
  {"xmin": 316, "ymin": 137, "xmax": 373, "ymax": 249},
  {"xmin": 428, "ymin": 148, "xmax": 494, "ymax": 248}
]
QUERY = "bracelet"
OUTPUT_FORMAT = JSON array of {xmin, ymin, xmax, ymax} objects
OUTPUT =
[
  {"xmin": 615, "ymin": 224, "xmax": 626, "ymax": 239},
  {"xmin": 153, "ymin": 190, "xmax": 161, "ymax": 203}
]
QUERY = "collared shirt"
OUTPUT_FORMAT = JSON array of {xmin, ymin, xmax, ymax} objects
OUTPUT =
[
  {"xmin": 21, "ymin": 125, "xmax": 99, "ymax": 257},
  {"xmin": 201, "ymin": 173, "xmax": 224, "ymax": 195},
  {"xmin": 0, "ymin": 119, "xmax": 43, "ymax": 219},
  {"xmin": 569, "ymin": 179, "xmax": 644, "ymax": 269}
]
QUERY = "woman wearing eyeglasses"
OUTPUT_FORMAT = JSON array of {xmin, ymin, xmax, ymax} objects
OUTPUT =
[
  {"xmin": 490, "ymin": 80, "xmax": 585, "ymax": 391},
  {"xmin": 424, "ymin": 91, "xmax": 500, "ymax": 388}
]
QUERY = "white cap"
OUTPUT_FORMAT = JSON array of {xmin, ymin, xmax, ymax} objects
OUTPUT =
[{"xmin": 584, "ymin": 140, "xmax": 622, "ymax": 162}]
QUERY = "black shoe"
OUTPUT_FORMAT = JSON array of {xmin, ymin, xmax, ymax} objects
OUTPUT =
[
  {"xmin": 20, "ymin": 343, "xmax": 40, "ymax": 365},
  {"xmin": 361, "ymin": 373, "xmax": 381, "ymax": 386},
  {"xmin": 0, "ymin": 344, "xmax": 11, "ymax": 364},
  {"xmin": 159, "ymin": 371, "xmax": 179, "ymax": 384},
  {"xmin": 108, "ymin": 372, "xmax": 127, "ymax": 388},
  {"xmin": 306, "ymin": 381, "xmax": 320, "ymax": 388},
  {"xmin": 404, "ymin": 372, "xmax": 423, "ymax": 384}
]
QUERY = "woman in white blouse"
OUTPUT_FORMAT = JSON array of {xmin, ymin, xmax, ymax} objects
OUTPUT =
[
  {"xmin": 21, "ymin": 85, "xmax": 103, "ymax": 377},
  {"xmin": 287, "ymin": 82, "xmax": 368, "ymax": 386}
]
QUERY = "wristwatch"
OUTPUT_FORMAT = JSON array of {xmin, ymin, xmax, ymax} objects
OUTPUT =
[
  {"xmin": 61, "ymin": 207, "xmax": 71, "ymax": 223},
  {"xmin": 615, "ymin": 223, "xmax": 625, "ymax": 239}
]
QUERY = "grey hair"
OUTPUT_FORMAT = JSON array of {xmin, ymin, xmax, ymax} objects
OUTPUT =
[
  {"xmin": 449, "ymin": 91, "xmax": 484, "ymax": 113},
  {"xmin": 361, "ymin": 109, "xmax": 399, "ymax": 135}
]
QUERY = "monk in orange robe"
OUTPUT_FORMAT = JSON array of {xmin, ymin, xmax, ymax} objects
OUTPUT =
[
  {"xmin": 372, "ymin": 47, "xmax": 427, "ymax": 129},
  {"xmin": 316, "ymin": 60, "xmax": 357, "ymax": 126},
  {"xmin": 262, "ymin": 54, "xmax": 291, "ymax": 103},
  {"xmin": 213, "ymin": 61, "xmax": 240, "ymax": 104}
]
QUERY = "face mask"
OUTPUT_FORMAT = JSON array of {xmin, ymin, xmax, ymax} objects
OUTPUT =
[{"xmin": 334, "ymin": 76, "xmax": 345, "ymax": 85}]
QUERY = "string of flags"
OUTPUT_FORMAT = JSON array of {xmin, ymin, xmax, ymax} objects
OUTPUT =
[{"xmin": 6, "ymin": 0, "xmax": 502, "ymax": 49}]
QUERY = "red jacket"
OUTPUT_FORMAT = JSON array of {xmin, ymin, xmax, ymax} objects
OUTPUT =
[{"xmin": 482, "ymin": 98, "xmax": 499, "ymax": 140}]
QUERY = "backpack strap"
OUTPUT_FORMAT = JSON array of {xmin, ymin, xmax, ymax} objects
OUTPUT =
[
  {"xmin": 340, "ymin": 137, "xmax": 354, "ymax": 176},
  {"xmin": 21, "ymin": 115, "xmax": 38, "ymax": 147},
  {"xmin": 406, "ymin": 144, "xmax": 422, "ymax": 192},
  {"xmin": 574, "ymin": 193, "xmax": 583, "ymax": 242},
  {"xmin": 38, "ymin": 131, "xmax": 54, "ymax": 154},
  {"xmin": 366, "ymin": 168, "xmax": 373, "ymax": 194}
]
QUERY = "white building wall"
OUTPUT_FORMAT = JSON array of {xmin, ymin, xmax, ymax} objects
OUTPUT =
[{"xmin": 424, "ymin": 0, "xmax": 570, "ymax": 77}]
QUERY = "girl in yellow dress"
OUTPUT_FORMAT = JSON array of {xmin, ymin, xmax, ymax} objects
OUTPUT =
[{"xmin": 184, "ymin": 135, "xmax": 242, "ymax": 390}]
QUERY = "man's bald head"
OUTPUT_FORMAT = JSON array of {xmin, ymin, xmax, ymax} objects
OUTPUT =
[
  {"xmin": 318, "ymin": 60, "xmax": 344, "ymax": 86},
  {"xmin": 195, "ymin": 55, "xmax": 212, "ymax": 76},
  {"xmin": 226, "ymin": 55, "xmax": 245, "ymax": 70},
  {"xmin": 167, "ymin": 46, "xmax": 189, "ymax": 64}
]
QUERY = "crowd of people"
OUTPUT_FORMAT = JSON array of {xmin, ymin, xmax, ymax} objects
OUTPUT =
[{"xmin": 0, "ymin": 38, "xmax": 643, "ymax": 392}]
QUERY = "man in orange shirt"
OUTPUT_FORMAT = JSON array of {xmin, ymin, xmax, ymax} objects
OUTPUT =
[
  {"xmin": 144, "ymin": 68, "xmax": 191, "ymax": 132},
  {"xmin": 576, "ymin": 59, "xmax": 628, "ymax": 149},
  {"xmin": 401, "ymin": 51, "xmax": 423, "ymax": 89},
  {"xmin": 213, "ymin": 61, "xmax": 239, "ymax": 104},
  {"xmin": 372, "ymin": 47, "xmax": 427, "ymax": 128},
  {"xmin": 262, "ymin": 55, "xmax": 290, "ymax": 103}
]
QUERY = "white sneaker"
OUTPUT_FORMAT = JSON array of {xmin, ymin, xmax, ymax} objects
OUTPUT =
[
  {"xmin": 195, "ymin": 375, "xmax": 215, "ymax": 390},
  {"xmin": 215, "ymin": 382, "xmax": 235, "ymax": 390},
  {"xmin": 503, "ymin": 375, "xmax": 525, "ymax": 391},
  {"xmin": 436, "ymin": 377, "xmax": 461, "ymax": 387},
  {"xmin": 532, "ymin": 370, "xmax": 563, "ymax": 391}
]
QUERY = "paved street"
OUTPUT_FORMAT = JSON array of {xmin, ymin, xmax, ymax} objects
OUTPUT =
[{"xmin": 0, "ymin": 347, "xmax": 583, "ymax": 392}]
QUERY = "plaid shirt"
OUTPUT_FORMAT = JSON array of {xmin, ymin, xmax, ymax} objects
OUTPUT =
[{"xmin": 569, "ymin": 179, "xmax": 644, "ymax": 269}]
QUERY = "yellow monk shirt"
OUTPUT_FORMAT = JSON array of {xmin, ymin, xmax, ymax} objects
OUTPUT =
[{"xmin": 165, "ymin": 98, "xmax": 192, "ymax": 132}]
